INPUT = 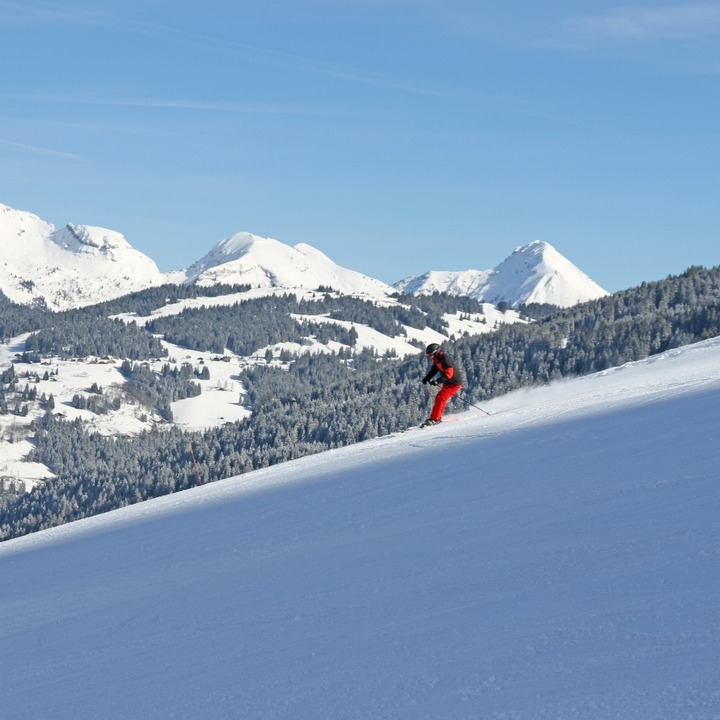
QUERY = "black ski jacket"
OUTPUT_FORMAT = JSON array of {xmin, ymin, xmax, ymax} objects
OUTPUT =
[{"xmin": 423, "ymin": 350, "xmax": 463, "ymax": 387}]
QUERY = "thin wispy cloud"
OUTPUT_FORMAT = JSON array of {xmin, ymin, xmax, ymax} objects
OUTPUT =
[
  {"xmin": 0, "ymin": 0, "xmax": 105, "ymax": 25},
  {"xmin": 567, "ymin": 4, "xmax": 720, "ymax": 43},
  {"xmin": 122, "ymin": 21, "xmax": 447, "ymax": 98},
  {"xmin": 0, "ymin": 1, "xmax": 444, "ymax": 98},
  {"xmin": 0, "ymin": 92, "xmax": 342, "ymax": 117},
  {"xmin": 0, "ymin": 138, "xmax": 83, "ymax": 160}
]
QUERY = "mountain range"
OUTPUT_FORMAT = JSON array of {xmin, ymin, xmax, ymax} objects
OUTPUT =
[{"xmin": 1, "ymin": 202, "xmax": 607, "ymax": 311}]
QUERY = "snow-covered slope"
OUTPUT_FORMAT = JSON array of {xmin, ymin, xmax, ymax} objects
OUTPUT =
[
  {"xmin": 2, "ymin": 338, "xmax": 719, "ymax": 719},
  {"xmin": 0, "ymin": 204, "xmax": 166, "ymax": 310},
  {"xmin": 396, "ymin": 267, "xmax": 495, "ymax": 298},
  {"xmin": 175, "ymin": 231, "xmax": 396, "ymax": 298},
  {"xmin": 396, "ymin": 240, "xmax": 608, "ymax": 307}
]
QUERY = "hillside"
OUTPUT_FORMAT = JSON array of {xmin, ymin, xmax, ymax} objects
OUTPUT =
[
  {"xmin": 3, "ymin": 263, "xmax": 720, "ymax": 537},
  {"xmin": 0, "ymin": 291, "xmax": 519, "ymax": 495},
  {"xmin": 1, "ymin": 338, "xmax": 719, "ymax": 719}
]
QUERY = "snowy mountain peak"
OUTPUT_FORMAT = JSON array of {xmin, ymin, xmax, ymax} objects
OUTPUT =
[
  {"xmin": 394, "ymin": 268, "xmax": 494, "ymax": 298},
  {"xmin": 0, "ymin": 204, "xmax": 166, "ymax": 310},
  {"xmin": 209, "ymin": 231, "xmax": 265, "ymax": 259},
  {"xmin": 53, "ymin": 223, "xmax": 132, "ymax": 253},
  {"xmin": 493, "ymin": 240, "xmax": 608, "ymax": 307},
  {"xmin": 179, "ymin": 230, "xmax": 396, "ymax": 298},
  {"xmin": 514, "ymin": 238, "xmax": 549, "ymax": 253},
  {"xmin": 508, "ymin": 239, "xmax": 571, "ymax": 267},
  {"xmin": 395, "ymin": 240, "xmax": 608, "ymax": 308},
  {"xmin": 0, "ymin": 202, "xmax": 53, "ymax": 241}
]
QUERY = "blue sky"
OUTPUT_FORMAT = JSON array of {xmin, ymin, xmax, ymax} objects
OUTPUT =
[{"xmin": 1, "ymin": 1, "xmax": 719, "ymax": 292}]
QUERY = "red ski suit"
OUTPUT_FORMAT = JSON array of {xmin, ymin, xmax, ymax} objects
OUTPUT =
[{"xmin": 423, "ymin": 350, "xmax": 463, "ymax": 422}]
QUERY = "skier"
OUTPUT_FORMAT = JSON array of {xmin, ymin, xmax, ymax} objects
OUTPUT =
[{"xmin": 421, "ymin": 343, "xmax": 463, "ymax": 427}]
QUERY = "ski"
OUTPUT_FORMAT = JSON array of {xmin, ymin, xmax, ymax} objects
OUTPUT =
[{"xmin": 419, "ymin": 419, "xmax": 441, "ymax": 428}]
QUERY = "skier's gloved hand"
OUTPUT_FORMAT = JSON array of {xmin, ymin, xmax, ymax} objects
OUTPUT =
[{"xmin": 422, "ymin": 378, "xmax": 428, "ymax": 385}]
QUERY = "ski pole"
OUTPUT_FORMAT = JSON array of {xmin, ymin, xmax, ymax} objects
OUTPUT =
[
  {"xmin": 426, "ymin": 382, "xmax": 491, "ymax": 416},
  {"xmin": 455, "ymin": 392, "xmax": 491, "ymax": 416}
]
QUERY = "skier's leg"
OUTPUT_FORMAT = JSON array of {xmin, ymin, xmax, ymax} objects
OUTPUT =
[{"xmin": 430, "ymin": 384, "xmax": 460, "ymax": 421}]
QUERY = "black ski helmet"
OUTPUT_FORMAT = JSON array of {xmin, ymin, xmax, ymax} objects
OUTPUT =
[{"xmin": 425, "ymin": 343, "xmax": 440, "ymax": 357}]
